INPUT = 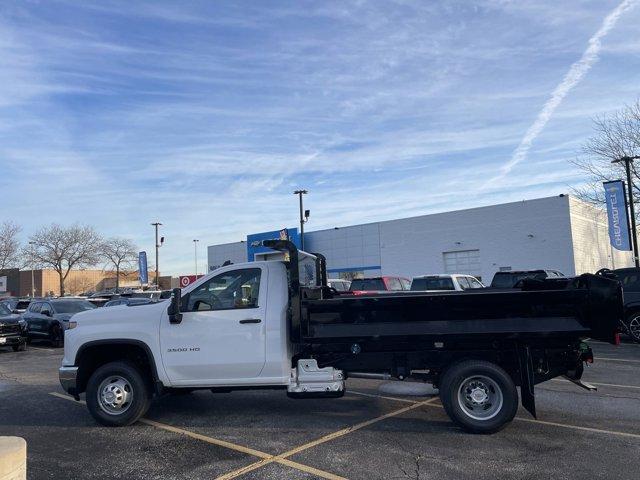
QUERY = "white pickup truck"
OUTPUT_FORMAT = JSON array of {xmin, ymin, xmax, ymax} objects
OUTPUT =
[{"xmin": 60, "ymin": 240, "xmax": 620, "ymax": 433}]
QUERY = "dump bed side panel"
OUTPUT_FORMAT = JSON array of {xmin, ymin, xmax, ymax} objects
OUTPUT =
[{"xmin": 300, "ymin": 274, "xmax": 622, "ymax": 344}]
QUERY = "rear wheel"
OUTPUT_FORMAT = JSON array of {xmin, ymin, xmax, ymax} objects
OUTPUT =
[
  {"xmin": 86, "ymin": 361, "xmax": 151, "ymax": 427},
  {"xmin": 12, "ymin": 342, "xmax": 26, "ymax": 352},
  {"xmin": 626, "ymin": 313, "xmax": 640, "ymax": 343},
  {"xmin": 50, "ymin": 323, "xmax": 63, "ymax": 348},
  {"xmin": 439, "ymin": 360, "xmax": 518, "ymax": 434}
]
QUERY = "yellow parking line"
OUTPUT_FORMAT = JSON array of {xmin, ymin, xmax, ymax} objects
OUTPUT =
[
  {"xmin": 216, "ymin": 397, "xmax": 439, "ymax": 480},
  {"xmin": 49, "ymin": 392, "xmax": 345, "ymax": 480}
]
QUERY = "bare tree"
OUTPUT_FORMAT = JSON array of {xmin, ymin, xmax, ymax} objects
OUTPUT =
[
  {"xmin": 25, "ymin": 224, "xmax": 102, "ymax": 296},
  {"xmin": 0, "ymin": 221, "xmax": 22, "ymax": 270},
  {"xmin": 101, "ymin": 237, "xmax": 138, "ymax": 292},
  {"xmin": 572, "ymin": 100, "xmax": 640, "ymax": 213}
]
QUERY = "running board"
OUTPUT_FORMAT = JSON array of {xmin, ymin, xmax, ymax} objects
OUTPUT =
[{"xmin": 563, "ymin": 376, "xmax": 597, "ymax": 391}]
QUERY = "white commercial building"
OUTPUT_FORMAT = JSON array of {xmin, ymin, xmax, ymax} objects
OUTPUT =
[{"xmin": 207, "ymin": 195, "xmax": 632, "ymax": 283}]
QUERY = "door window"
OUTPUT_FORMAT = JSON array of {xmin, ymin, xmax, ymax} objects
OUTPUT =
[
  {"xmin": 385, "ymin": 277, "xmax": 403, "ymax": 291},
  {"xmin": 185, "ymin": 268, "xmax": 261, "ymax": 312},
  {"xmin": 468, "ymin": 277, "xmax": 484, "ymax": 289},
  {"xmin": 457, "ymin": 277, "xmax": 471, "ymax": 290},
  {"xmin": 29, "ymin": 303, "xmax": 42, "ymax": 314}
]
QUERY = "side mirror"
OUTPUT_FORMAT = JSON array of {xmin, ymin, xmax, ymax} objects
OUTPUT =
[{"xmin": 167, "ymin": 288, "xmax": 183, "ymax": 324}]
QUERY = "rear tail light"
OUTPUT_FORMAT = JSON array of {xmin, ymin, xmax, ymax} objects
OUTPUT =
[{"xmin": 614, "ymin": 332, "xmax": 621, "ymax": 345}]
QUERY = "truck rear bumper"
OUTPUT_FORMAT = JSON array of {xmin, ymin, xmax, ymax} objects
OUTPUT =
[{"xmin": 59, "ymin": 366, "xmax": 79, "ymax": 397}]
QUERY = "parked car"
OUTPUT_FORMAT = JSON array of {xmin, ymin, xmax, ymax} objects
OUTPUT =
[
  {"xmin": 0, "ymin": 302, "xmax": 28, "ymax": 351},
  {"xmin": 411, "ymin": 274, "xmax": 484, "ymax": 291},
  {"xmin": 600, "ymin": 267, "xmax": 640, "ymax": 343},
  {"xmin": 349, "ymin": 276, "xmax": 411, "ymax": 295},
  {"xmin": 327, "ymin": 279, "xmax": 351, "ymax": 292},
  {"xmin": 104, "ymin": 297, "xmax": 156, "ymax": 307},
  {"xmin": 490, "ymin": 270, "xmax": 565, "ymax": 288},
  {"xmin": 23, "ymin": 299, "xmax": 96, "ymax": 347},
  {"xmin": 0, "ymin": 298, "xmax": 32, "ymax": 314}
]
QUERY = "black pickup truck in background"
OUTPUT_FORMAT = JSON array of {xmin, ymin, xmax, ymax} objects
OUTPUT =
[
  {"xmin": 490, "ymin": 269, "xmax": 565, "ymax": 288},
  {"xmin": 600, "ymin": 267, "xmax": 640, "ymax": 343}
]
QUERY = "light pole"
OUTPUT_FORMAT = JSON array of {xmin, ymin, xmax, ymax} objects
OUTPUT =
[
  {"xmin": 293, "ymin": 190, "xmax": 310, "ymax": 251},
  {"xmin": 612, "ymin": 156, "xmax": 640, "ymax": 267},
  {"xmin": 193, "ymin": 239, "xmax": 199, "ymax": 276},
  {"xmin": 151, "ymin": 222, "xmax": 163, "ymax": 287},
  {"xmin": 28, "ymin": 241, "xmax": 36, "ymax": 297}
]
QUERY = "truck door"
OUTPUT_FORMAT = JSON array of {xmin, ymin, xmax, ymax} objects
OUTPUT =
[{"xmin": 160, "ymin": 266, "xmax": 267, "ymax": 384}]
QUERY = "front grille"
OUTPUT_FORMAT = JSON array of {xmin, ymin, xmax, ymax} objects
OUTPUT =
[{"xmin": 0, "ymin": 323, "xmax": 20, "ymax": 335}]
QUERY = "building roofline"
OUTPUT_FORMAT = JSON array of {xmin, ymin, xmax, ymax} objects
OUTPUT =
[{"xmin": 307, "ymin": 194, "xmax": 571, "ymax": 235}]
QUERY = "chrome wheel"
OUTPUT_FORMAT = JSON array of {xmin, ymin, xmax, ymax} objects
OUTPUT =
[
  {"xmin": 629, "ymin": 315, "xmax": 640, "ymax": 342},
  {"xmin": 457, "ymin": 375, "xmax": 503, "ymax": 421},
  {"xmin": 97, "ymin": 375, "xmax": 133, "ymax": 415}
]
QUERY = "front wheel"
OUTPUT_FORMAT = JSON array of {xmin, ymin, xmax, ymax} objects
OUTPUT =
[
  {"xmin": 12, "ymin": 342, "xmax": 26, "ymax": 352},
  {"xmin": 86, "ymin": 361, "xmax": 151, "ymax": 427},
  {"xmin": 439, "ymin": 360, "xmax": 518, "ymax": 434},
  {"xmin": 626, "ymin": 313, "xmax": 640, "ymax": 343}
]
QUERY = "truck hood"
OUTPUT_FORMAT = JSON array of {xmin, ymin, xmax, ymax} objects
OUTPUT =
[
  {"xmin": 72, "ymin": 301, "xmax": 166, "ymax": 325},
  {"xmin": 0, "ymin": 313, "xmax": 23, "ymax": 325}
]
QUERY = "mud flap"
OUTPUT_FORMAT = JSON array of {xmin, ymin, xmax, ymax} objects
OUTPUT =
[{"xmin": 517, "ymin": 344, "xmax": 536, "ymax": 419}]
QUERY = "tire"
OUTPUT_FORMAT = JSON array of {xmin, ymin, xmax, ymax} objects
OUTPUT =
[
  {"xmin": 439, "ymin": 360, "xmax": 518, "ymax": 434},
  {"xmin": 626, "ymin": 313, "xmax": 640, "ymax": 343},
  {"xmin": 12, "ymin": 343, "xmax": 26, "ymax": 352},
  {"xmin": 85, "ymin": 361, "xmax": 151, "ymax": 427},
  {"xmin": 50, "ymin": 323, "xmax": 64, "ymax": 348}
]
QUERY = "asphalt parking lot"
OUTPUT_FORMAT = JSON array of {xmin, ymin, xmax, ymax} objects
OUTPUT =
[{"xmin": 1, "ymin": 340, "xmax": 639, "ymax": 480}]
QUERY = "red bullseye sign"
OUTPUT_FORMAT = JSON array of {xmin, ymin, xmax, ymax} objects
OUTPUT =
[{"xmin": 179, "ymin": 275, "xmax": 202, "ymax": 287}]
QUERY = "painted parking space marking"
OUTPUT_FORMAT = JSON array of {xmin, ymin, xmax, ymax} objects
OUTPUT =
[
  {"xmin": 595, "ymin": 356, "xmax": 640, "ymax": 363},
  {"xmin": 550, "ymin": 378, "xmax": 640, "ymax": 390},
  {"xmin": 349, "ymin": 390, "xmax": 640, "ymax": 440},
  {"xmin": 49, "ymin": 392, "xmax": 345, "ymax": 480},
  {"xmin": 216, "ymin": 397, "xmax": 440, "ymax": 480}
]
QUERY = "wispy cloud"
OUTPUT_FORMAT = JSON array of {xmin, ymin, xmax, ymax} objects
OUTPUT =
[
  {"xmin": 1, "ymin": 1, "xmax": 639, "ymax": 274},
  {"xmin": 485, "ymin": 0, "xmax": 639, "ymax": 187}
]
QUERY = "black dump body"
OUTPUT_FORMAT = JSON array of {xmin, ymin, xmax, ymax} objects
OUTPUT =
[
  {"xmin": 262, "ymin": 240, "xmax": 623, "ymax": 418},
  {"xmin": 302, "ymin": 275, "xmax": 621, "ymax": 345},
  {"xmin": 262, "ymin": 239, "xmax": 622, "ymax": 347}
]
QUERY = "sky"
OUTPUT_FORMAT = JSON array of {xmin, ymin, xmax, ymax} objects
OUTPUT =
[{"xmin": 1, "ymin": 0, "xmax": 640, "ymax": 276}]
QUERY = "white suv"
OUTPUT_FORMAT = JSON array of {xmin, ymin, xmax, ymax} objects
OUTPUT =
[{"xmin": 410, "ymin": 274, "xmax": 484, "ymax": 291}]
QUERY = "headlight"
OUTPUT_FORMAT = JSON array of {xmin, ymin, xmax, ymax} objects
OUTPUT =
[
  {"xmin": 67, "ymin": 320, "xmax": 78, "ymax": 330},
  {"xmin": 18, "ymin": 319, "xmax": 27, "ymax": 328}
]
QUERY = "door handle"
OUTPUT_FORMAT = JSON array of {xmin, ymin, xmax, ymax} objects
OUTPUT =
[{"xmin": 239, "ymin": 318, "xmax": 262, "ymax": 324}]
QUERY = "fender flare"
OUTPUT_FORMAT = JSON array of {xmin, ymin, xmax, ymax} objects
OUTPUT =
[{"xmin": 74, "ymin": 339, "xmax": 160, "ymax": 384}]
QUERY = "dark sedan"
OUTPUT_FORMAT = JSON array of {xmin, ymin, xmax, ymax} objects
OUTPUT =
[
  {"xmin": 23, "ymin": 299, "xmax": 95, "ymax": 347},
  {"xmin": 0, "ymin": 302, "xmax": 28, "ymax": 351}
]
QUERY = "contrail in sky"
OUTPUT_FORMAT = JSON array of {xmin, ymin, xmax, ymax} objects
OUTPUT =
[{"xmin": 486, "ymin": 0, "xmax": 638, "ymax": 187}]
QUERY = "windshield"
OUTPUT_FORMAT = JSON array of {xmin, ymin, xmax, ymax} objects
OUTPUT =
[
  {"xmin": 350, "ymin": 279, "xmax": 386, "ymax": 291},
  {"xmin": 53, "ymin": 301, "xmax": 96, "ymax": 314},
  {"xmin": 411, "ymin": 277, "xmax": 455, "ymax": 291},
  {"xmin": 0, "ymin": 303, "xmax": 11, "ymax": 315}
]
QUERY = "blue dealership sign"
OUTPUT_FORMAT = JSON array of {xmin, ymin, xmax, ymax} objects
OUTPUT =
[
  {"xmin": 604, "ymin": 180, "xmax": 632, "ymax": 251},
  {"xmin": 246, "ymin": 228, "xmax": 300, "ymax": 261},
  {"xmin": 138, "ymin": 251, "xmax": 149, "ymax": 283}
]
